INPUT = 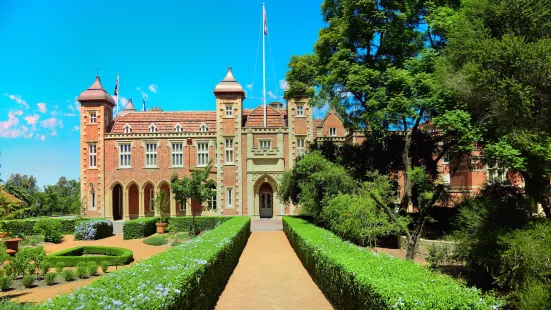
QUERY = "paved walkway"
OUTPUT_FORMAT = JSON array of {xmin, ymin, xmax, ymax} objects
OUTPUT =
[{"xmin": 215, "ymin": 219, "xmax": 333, "ymax": 310}]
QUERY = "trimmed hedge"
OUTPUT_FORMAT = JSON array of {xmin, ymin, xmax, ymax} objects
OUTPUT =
[
  {"xmin": 123, "ymin": 217, "xmax": 157, "ymax": 240},
  {"xmin": 46, "ymin": 246, "xmax": 133, "ymax": 267},
  {"xmin": 283, "ymin": 217, "xmax": 502, "ymax": 310},
  {"xmin": 0, "ymin": 217, "xmax": 99, "ymax": 237},
  {"xmin": 37, "ymin": 216, "xmax": 250, "ymax": 310},
  {"xmin": 123, "ymin": 216, "xmax": 233, "ymax": 240},
  {"xmin": 74, "ymin": 219, "xmax": 113, "ymax": 240}
]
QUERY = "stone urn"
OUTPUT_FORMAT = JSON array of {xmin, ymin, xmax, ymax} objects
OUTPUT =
[
  {"xmin": 5, "ymin": 238, "xmax": 22, "ymax": 256},
  {"xmin": 156, "ymin": 223, "xmax": 168, "ymax": 234}
]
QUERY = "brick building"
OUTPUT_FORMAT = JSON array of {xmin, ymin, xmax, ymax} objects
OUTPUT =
[{"xmin": 79, "ymin": 68, "xmax": 509, "ymax": 220}]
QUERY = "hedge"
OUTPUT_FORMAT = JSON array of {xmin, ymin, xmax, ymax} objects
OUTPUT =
[
  {"xmin": 36, "ymin": 216, "xmax": 250, "ymax": 310},
  {"xmin": 123, "ymin": 217, "xmax": 157, "ymax": 240},
  {"xmin": 0, "ymin": 217, "xmax": 99, "ymax": 237},
  {"xmin": 75, "ymin": 219, "xmax": 113, "ymax": 240},
  {"xmin": 283, "ymin": 217, "xmax": 502, "ymax": 310},
  {"xmin": 123, "ymin": 216, "xmax": 233, "ymax": 240},
  {"xmin": 46, "ymin": 246, "xmax": 133, "ymax": 267}
]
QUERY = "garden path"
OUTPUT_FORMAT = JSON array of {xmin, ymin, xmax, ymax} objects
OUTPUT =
[{"xmin": 214, "ymin": 219, "xmax": 333, "ymax": 310}]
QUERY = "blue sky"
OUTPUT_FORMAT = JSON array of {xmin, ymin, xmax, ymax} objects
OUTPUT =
[{"xmin": 0, "ymin": 0, "xmax": 325, "ymax": 187}]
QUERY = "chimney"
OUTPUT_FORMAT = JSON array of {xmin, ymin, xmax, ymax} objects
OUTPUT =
[{"xmin": 269, "ymin": 102, "xmax": 283, "ymax": 110}]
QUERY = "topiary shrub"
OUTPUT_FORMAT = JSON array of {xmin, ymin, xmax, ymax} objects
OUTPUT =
[
  {"xmin": 100, "ymin": 261, "xmax": 109, "ymax": 273},
  {"xmin": 87, "ymin": 261, "xmax": 98, "ymax": 276},
  {"xmin": 22, "ymin": 275, "xmax": 34, "ymax": 288},
  {"xmin": 55, "ymin": 262, "xmax": 64, "ymax": 273},
  {"xmin": 62, "ymin": 269, "xmax": 76, "ymax": 281},
  {"xmin": 45, "ymin": 272, "xmax": 57, "ymax": 286},
  {"xmin": 39, "ymin": 261, "xmax": 50, "ymax": 277},
  {"xmin": 0, "ymin": 276, "xmax": 12, "ymax": 291},
  {"xmin": 143, "ymin": 235, "xmax": 168, "ymax": 246},
  {"xmin": 46, "ymin": 246, "xmax": 133, "ymax": 267},
  {"xmin": 76, "ymin": 262, "xmax": 88, "ymax": 279},
  {"xmin": 122, "ymin": 217, "xmax": 157, "ymax": 240},
  {"xmin": 74, "ymin": 220, "xmax": 113, "ymax": 240},
  {"xmin": 167, "ymin": 216, "xmax": 231, "ymax": 233},
  {"xmin": 33, "ymin": 219, "xmax": 63, "ymax": 243}
]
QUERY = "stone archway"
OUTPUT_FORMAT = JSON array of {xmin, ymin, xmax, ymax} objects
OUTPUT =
[
  {"xmin": 112, "ymin": 184, "xmax": 123, "ymax": 221},
  {"xmin": 252, "ymin": 175, "xmax": 281, "ymax": 217},
  {"xmin": 258, "ymin": 182, "xmax": 273, "ymax": 218}
]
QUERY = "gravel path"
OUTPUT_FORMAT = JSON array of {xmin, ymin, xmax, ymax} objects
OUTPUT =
[{"xmin": 214, "ymin": 230, "xmax": 333, "ymax": 310}]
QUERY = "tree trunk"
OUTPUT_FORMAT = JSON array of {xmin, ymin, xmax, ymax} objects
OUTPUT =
[
  {"xmin": 401, "ymin": 131, "xmax": 413, "ymax": 209},
  {"xmin": 406, "ymin": 215, "xmax": 427, "ymax": 260}
]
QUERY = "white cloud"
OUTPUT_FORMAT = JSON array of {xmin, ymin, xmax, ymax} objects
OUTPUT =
[
  {"xmin": 0, "ymin": 111, "xmax": 21, "ymax": 131},
  {"xmin": 72, "ymin": 126, "xmax": 79, "ymax": 131},
  {"xmin": 119, "ymin": 97, "xmax": 128, "ymax": 111},
  {"xmin": 37, "ymin": 102, "xmax": 47, "ymax": 113},
  {"xmin": 68, "ymin": 104, "xmax": 75, "ymax": 111},
  {"xmin": 6, "ymin": 94, "xmax": 29, "ymax": 109},
  {"xmin": 74, "ymin": 97, "xmax": 80, "ymax": 112},
  {"xmin": 0, "ymin": 111, "xmax": 33, "ymax": 138},
  {"xmin": 279, "ymin": 79, "xmax": 288, "ymax": 90},
  {"xmin": 24, "ymin": 114, "xmax": 39, "ymax": 127},
  {"xmin": 246, "ymin": 84, "xmax": 253, "ymax": 89},
  {"xmin": 148, "ymin": 84, "xmax": 158, "ymax": 93},
  {"xmin": 40, "ymin": 117, "xmax": 63, "ymax": 135},
  {"xmin": 40, "ymin": 134, "xmax": 46, "ymax": 141},
  {"xmin": 64, "ymin": 112, "xmax": 76, "ymax": 117},
  {"xmin": 268, "ymin": 90, "xmax": 277, "ymax": 99}
]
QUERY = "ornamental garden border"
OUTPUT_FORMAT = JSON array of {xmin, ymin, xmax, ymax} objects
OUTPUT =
[{"xmin": 46, "ymin": 246, "xmax": 133, "ymax": 267}]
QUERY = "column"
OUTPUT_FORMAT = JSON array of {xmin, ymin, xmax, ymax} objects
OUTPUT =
[
  {"xmin": 186, "ymin": 198, "xmax": 192, "ymax": 216},
  {"xmin": 138, "ymin": 188, "xmax": 145, "ymax": 218},
  {"xmin": 170, "ymin": 192, "xmax": 177, "ymax": 217},
  {"xmin": 153, "ymin": 187, "xmax": 159, "ymax": 217},
  {"xmin": 122, "ymin": 189, "xmax": 130, "ymax": 220}
]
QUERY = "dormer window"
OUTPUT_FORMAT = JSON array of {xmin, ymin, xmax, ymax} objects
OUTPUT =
[
  {"xmin": 225, "ymin": 105, "xmax": 233, "ymax": 117},
  {"xmin": 174, "ymin": 124, "xmax": 182, "ymax": 132},
  {"xmin": 123, "ymin": 124, "xmax": 132, "ymax": 133},
  {"xmin": 200, "ymin": 123, "xmax": 208, "ymax": 132},
  {"xmin": 149, "ymin": 124, "xmax": 157, "ymax": 133}
]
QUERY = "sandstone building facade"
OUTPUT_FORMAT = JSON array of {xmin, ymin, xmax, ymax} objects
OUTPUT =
[{"xmin": 79, "ymin": 68, "xmax": 507, "ymax": 220}]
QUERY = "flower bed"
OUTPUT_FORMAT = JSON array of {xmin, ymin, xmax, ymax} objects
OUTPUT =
[
  {"xmin": 122, "ymin": 217, "xmax": 157, "ymax": 240},
  {"xmin": 46, "ymin": 246, "xmax": 133, "ymax": 267},
  {"xmin": 36, "ymin": 216, "xmax": 250, "ymax": 310},
  {"xmin": 122, "ymin": 216, "xmax": 233, "ymax": 240},
  {"xmin": 74, "ymin": 219, "xmax": 113, "ymax": 240},
  {"xmin": 0, "ymin": 217, "xmax": 98, "ymax": 237},
  {"xmin": 283, "ymin": 217, "xmax": 502, "ymax": 310}
]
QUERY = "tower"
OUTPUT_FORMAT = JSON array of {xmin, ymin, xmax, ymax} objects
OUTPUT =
[
  {"xmin": 78, "ymin": 76, "xmax": 116, "ymax": 218},
  {"xmin": 286, "ymin": 93, "xmax": 313, "ymax": 169},
  {"xmin": 213, "ymin": 68, "xmax": 245, "ymax": 215}
]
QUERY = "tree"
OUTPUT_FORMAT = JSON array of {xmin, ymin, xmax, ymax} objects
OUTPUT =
[
  {"xmin": 170, "ymin": 164, "xmax": 216, "ymax": 234},
  {"xmin": 154, "ymin": 190, "xmax": 169, "ymax": 224},
  {"xmin": 285, "ymin": 0, "xmax": 476, "ymax": 259},
  {"xmin": 439, "ymin": 0, "xmax": 551, "ymax": 217}
]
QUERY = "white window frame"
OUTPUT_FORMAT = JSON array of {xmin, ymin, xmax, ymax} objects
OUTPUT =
[
  {"xmin": 225, "ymin": 138, "xmax": 234, "ymax": 164},
  {"xmin": 442, "ymin": 153, "xmax": 450, "ymax": 164},
  {"xmin": 197, "ymin": 141, "xmax": 209, "ymax": 167},
  {"xmin": 118, "ymin": 143, "xmax": 132, "ymax": 168},
  {"xmin": 259, "ymin": 139, "xmax": 272, "ymax": 150},
  {"xmin": 296, "ymin": 105, "xmax": 304, "ymax": 117},
  {"xmin": 149, "ymin": 124, "xmax": 157, "ymax": 133},
  {"xmin": 89, "ymin": 112, "xmax": 97, "ymax": 124},
  {"xmin": 226, "ymin": 187, "xmax": 233, "ymax": 208},
  {"xmin": 171, "ymin": 142, "xmax": 184, "ymax": 167},
  {"xmin": 296, "ymin": 138, "xmax": 305, "ymax": 157},
  {"xmin": 88, "ymin": 143, "xmax": 97, "ymax": 168},
  {"xmin": 123, "ymin": 124, "xmax": 132, "ymax": 133},
  {"xmin": 89, "ymin": 190, "xmax": 96, "ymax": 210},
  {"xmin": 145, "ymin": 142, "xmax": 158, "ymax": 168},
  {"xmin": 329, "ymin": 127, "xmax": 337, "ymax": 137},
  {"xmin": 174, "ymin": 124, "xmax": 182, "ymax": 132},
  {"xmin": 150, "ymin": 189, "xmax": 155, "ymax": 211},
  {"xmin": 207, "ymin": 194, "xmax": 217, "ymax": 211},
  {"xmin": 200, "ymin": 123, "xmax": 208, "ymax": 132},
  {"xmin": 487, "ymin": 163, "xmax": 507, "ymax": 185},
  {"xmin": 225, "ymin": 104, "xmax": 233, "ymax": 117}
]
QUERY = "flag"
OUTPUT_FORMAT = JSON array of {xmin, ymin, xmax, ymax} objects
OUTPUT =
[
  {"xmin": 263, "ymin": 5, "xmax": 268, "ymax": 35},
  {"xmin": 114, "ymin": 74, "xmax": 119, "ymax": 97},
  {"xmin": 142, "ymin": 94, "xmax": 146, "ymax": 112}
]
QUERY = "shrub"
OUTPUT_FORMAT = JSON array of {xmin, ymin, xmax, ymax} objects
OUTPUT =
[
  {"xmin": 45, "ymin": 272, "xmax": 57, "ymax": 286},
  {"xmin": 46, "ymin": 246, "xmax": 133, "ymax": 267},
  {"xmin": 40, "ymin": 217, "xmax": 250, "ymax": 309},
  {"xmin": 0, "ymin": 300, "xmax": 36, "ymax": 309},
  {"xmin": 283, "ymin": 217, "xmax": 502, "ymax": 309},
  {"xmin": 100, "ymin": 261, "xmax": 109, "ymax": 273},
  {"xmin": 167, "ymin": 216, "xmax": 231, "ymax": 233},
  {"xmin": 33, "ymin": 219, "xmax": 63, "ymax": 243},
  {"xmin": 143, "ymin": 235, "xmax": 168, "ymax": 246},
  {"xmin": 426, "ymin": 243, "xmax": 451, "ymax": 270},
  {"xmin": 122, "ymin": 217, "xmax": 157, "ymax": 240},
  {"xmin": 0, "ymin": 217, "xmax": 87, "ymax": 238},
  {"xmin": 171, "ymin": 241, "xmax": 182, "ymax": 247},
  {"xmin": 21, "ymin": 235, "xmax": 45, "ymax": 246},
  {"xmin": 515, "ymin": 279, "xmax": 551, "ymax": 310},
  {"xmin": 87, "ymin": 261, "xmax": 98, "ymax": 276},
  {"xmin": 76, "ymin": 262, "xmax": 88, "ymax": 279},
  {"xmin": 61, "ymin": 269, "xmax": 76, "ymax": 281},
  {"xmin": 39, "ymin": 261, "xmax": 50, "ymax": 276},
  {"xmin": 22, "ymin": 274, "xmax": 34, "ymax": 288},
  {"xmin": 321, "ymin": 194, "xmax": 408, "ymax": 247},
  {"xmin": 55, "ymin": 262, "xmax": 64, "ymax": 273},
  {"xmin": 74, "ymin": 219, "xmax": 113, "ymax": 240},
  {"xmin": 0, "ymin": 276, "xmax": 12, "ymax": 291}
]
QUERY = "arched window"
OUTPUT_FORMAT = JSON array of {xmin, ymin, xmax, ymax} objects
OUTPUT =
[
  {"xmin": 149, "ymin": 124, "xmax": 157, "ymax": 133},
  {"xmin": 123, "ymin": 124, "xmax": 132, "ymax": 133},
  {"xmin": 200, "ymin": 123, "xmax": 208, "ymax": 132},
  {"xmin": 174, "ymin": 124, "xmax": 182, "ymax": 132}
]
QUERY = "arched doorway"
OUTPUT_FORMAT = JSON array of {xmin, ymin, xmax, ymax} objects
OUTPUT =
[
  {"xmin": 112, "ymin": 184, "xmax": 123, "ymax": 220},
  {"xmin": 259, "ymin": 182, "xmax": 273, "ymax": 218}
]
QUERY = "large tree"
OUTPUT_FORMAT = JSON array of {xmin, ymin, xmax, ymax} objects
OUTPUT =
[{"xmin": 285, "ymin": 0, "xmax": 478, "ymax": 259}]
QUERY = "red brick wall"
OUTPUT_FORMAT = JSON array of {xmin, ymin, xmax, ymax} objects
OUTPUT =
[
  {"xmin": 128, "ymin": 183, "xmax": 139, "ymax": 215},
  {"xmin": 321, "ymin": 111, "xmax": 345, "ymax": 137},
  {"xmin": 241, "ymin": 133, "xmax": 248, "ymax": 215}
]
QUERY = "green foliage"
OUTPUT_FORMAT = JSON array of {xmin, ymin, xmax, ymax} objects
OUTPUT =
[
  {"xmin": 143, "ymin": 236, "xmax": 168, "ymax": 246},
  {"xmin": 74, "ymin": 219, "xmax": 113, "ymax": 240},
  {"xmin": 54, "ymin": 262, "xmax": 64, "ymax": 274},
  {"xmin": 21, "ymin": 235, "xmax": 45, "ymax": 246},
  {"xmin": 44, "ymin": 272, "xmax": 57, "ymax": 286},
  {"xmin": 283, "ymin": 217, "xmax": 502, "ymax": 309},
  {"xmin": 0, "ymin": 217, "xmax": 88, "ymax": 238},
  {"xmin": 426, "ymin": 243, "xmax": 451, "ymax": 270},
  {"xmin": 171, "ymin": 241, "xmax": 182, "ymax": 247},
  {"xmin": 33, "ymin": 219, "xmax": 63, "ymax": 243},
  {"xmin": 0, "ymin": 300, "xmax": 36, "ymax": 310},
  {"xmin": 46, "ymin": 246, "xmax": 133, "ymax": 267},
  {"xmin": 100, "ymin": 261, "xmax": 109, "ymax": 273},
  {"xmin": 0, "ymin": 276, "xmax": 13, "ymax": 291},
  {"xmin": 167, "ymin": 216, "xmax": 229, "ymax": 233},
  {"xmin": 76, "ymin": 262, "xmax": 88, "ymax": 279},
  {"xmin": 61, "ymin": 269, "xmax": 75, "ymax": 281},
  {"xmin": 278, "ymin": 152, "xmax": 357, "ymax": 219},
  {"xmin": 321, "ymin": 194, "xmax": 407, "ymax": 247},
  {"xmin": 515, "ymin": 279, "xmax": 551, "ymax": 310},
  {"xmin": 35, "ymin": 217, "xmax": 250, "ymax": 310},
  {"xmin": 22, "ymin": 274, "xmax": 34, "ymax": 288},
  {"xmin": 154, "ymin": 190, "xmax": 169, "ymax": 224},
  {"xmin": 87, "ymin": 261, "xmax": 98, "ymax": 276},
  {"xmin": 7, "ymin": 247, "xmax": 45, "ymax": 278},
  {"xmin": 122, "ymin": 217, "xmax": 157, "ymax": 240}
]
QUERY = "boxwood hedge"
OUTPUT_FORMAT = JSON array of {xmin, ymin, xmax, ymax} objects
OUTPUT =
[
  {"xmin": 46, "ymin": 246, "xmax": 133, "ymax": 267},
  {"xmin": 37, "ymin": 216, "xmax": 250, "ymax": 310},
  {"xmin": 123, "ymin": 216, "xmax": 233, "ymax": 240},
  {"xmin": 0, "ymin": 217, "xmax": 100, "ymax": 237},
  {"xmin": 122, "ymin": 217, "xmax": 157, "ymax": 240},
  {"xmin": 75, "ymin": 219, "xmax": 114, "ymax": 240},
  {"xmin": 283, "ymin": 217, "xmax": 502, "ymax": 310}
]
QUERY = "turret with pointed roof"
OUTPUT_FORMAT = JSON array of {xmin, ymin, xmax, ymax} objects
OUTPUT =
[
  {"xmin": 78, "ymin": 76, "xmax": 116, "ymax": 106},
  {"xmin": 213, "ymin": 67, "xmax": 245, "ymax": 99}
]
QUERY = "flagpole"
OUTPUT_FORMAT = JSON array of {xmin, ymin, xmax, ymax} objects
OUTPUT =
[
  {"xmin": 116, "ymin": 73, "xmax": 120, "ymax": 114},
  {"xmin": 262, "ymin": 3, "xmax": 267, "ymax": 127}
]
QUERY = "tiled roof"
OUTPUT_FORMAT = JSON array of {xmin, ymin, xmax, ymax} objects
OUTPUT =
[
  {"xmin": 244, "ymin": 105, "xmax": 286, "ymax": 128},
  {"xmin": 111, "ymin": 111, "xmax": 216, "ymax": 133},
  {"xmin": 0, "ymin": 189, "xmax": 24, "ymax": 206},
  {"xmin": 77, "ymin": 76, "xmax": 115, "ymax": 105},
  {"xmin": 314, "ymin": 119, "xmax": 322, "ymax": 127}
]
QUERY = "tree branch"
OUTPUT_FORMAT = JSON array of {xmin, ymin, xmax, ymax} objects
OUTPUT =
[{"xmin": 368, "ymin": 192, "xmax": 411, "ymax": 239}]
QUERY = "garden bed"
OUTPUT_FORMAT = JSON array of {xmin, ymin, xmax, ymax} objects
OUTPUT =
[
  {"xmin": 123, "ymin": 216, "xmax": 232, "ymax": 240},
  {"xmin": 46, "ymin": 246, "xmax": 133, "ymax": 267},
  {"xmin": 283, "ymin": 216, "xmax": 502, "ymax": 309}
]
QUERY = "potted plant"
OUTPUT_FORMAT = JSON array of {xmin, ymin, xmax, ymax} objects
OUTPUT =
[{"xmin": 155, "ymin": 191, "xmax": 169, "ymax": 234}]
